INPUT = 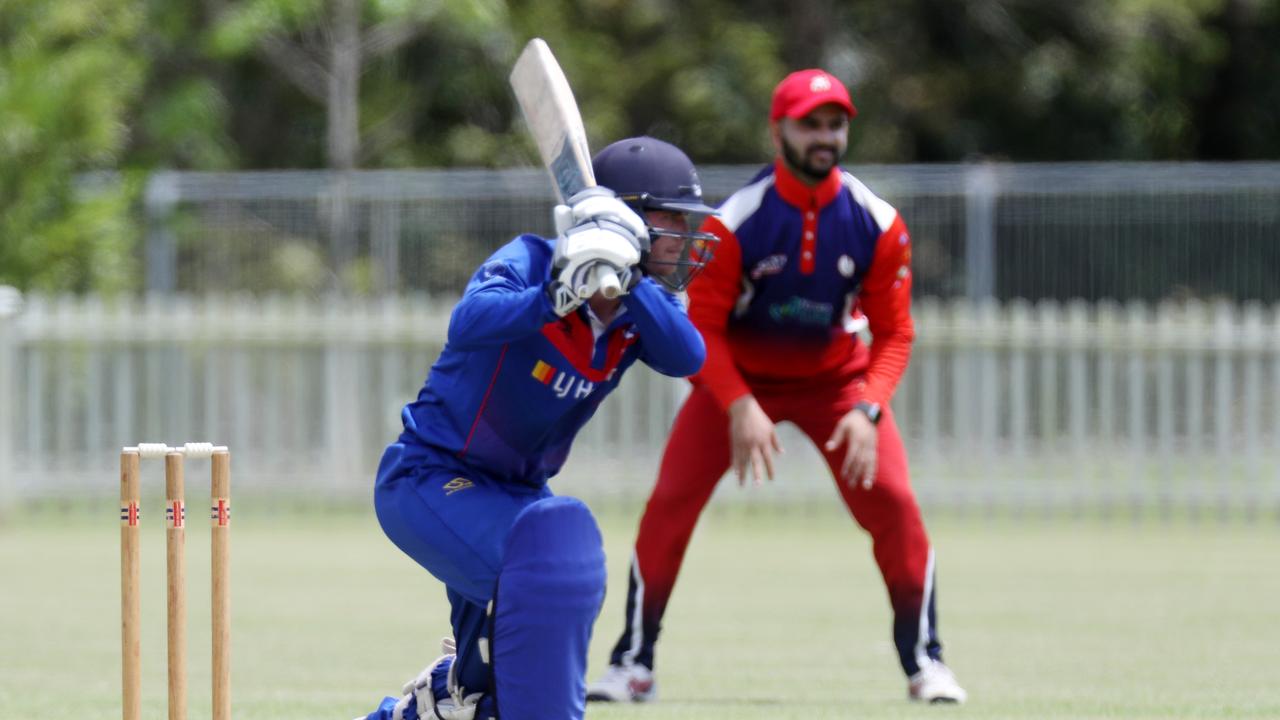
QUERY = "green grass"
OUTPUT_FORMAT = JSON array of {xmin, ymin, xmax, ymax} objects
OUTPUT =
[{"xmin": 2, "ymin": 503, "xmax": 1278, "ymax": 719}]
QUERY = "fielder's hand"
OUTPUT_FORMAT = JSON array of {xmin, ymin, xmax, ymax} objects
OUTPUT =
[
  {"xmin": 825, "ymin": 408, "xmax": 878, "ymax": 489},
  {"xmin": 728, "ymin": 395, "xmax": 783, "ymax": 487}
]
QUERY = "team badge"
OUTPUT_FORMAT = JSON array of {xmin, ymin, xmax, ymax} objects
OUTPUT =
[
  {"xmin": 810, "ymin": 75, "xmax": 832, "ymax": 93},
  {"xmin": 838, "ymin": 255, "xmax": 856, "ymax": 278}
]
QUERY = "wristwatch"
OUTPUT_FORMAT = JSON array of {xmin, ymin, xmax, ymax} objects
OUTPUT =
[{"xmin": 854, "ymin": 401, "xmax": 882, "ymax": 425}]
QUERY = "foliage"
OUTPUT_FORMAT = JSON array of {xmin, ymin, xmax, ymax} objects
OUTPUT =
[
  {"xmin": 118, "ymin": 0, "xmax": 1280, "ymax": 170},
  {"xmin": 199, "ymin": 0, "xmax": 517, "ymax": 168},
  {"xmin": 0, "ymin": 0, "xmax": 145, "ymax": 292},
  {"xmin": 2, "ymin": 0, "xmax": 1278, "ymax": 292}
]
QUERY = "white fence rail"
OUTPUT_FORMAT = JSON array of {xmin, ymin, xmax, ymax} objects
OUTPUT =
[{"xmin": 1, "ymin": 295, "xmax": 1278, "ymax": 516}]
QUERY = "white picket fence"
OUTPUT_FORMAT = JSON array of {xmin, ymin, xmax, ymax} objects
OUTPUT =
[{"xmin": 1, "ymin": 294, "xmax": 1278, "ymax": 516}]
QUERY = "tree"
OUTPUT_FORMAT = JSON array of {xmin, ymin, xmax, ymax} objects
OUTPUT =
[
  {"xmin": 205, "ymin": 0, "xmax": 510, "ymax": 170},
  {"xmin": 0, "ymin": 0, "xmax": 145, "ymax": 292}
]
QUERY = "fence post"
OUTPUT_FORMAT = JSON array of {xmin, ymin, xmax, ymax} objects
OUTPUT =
[
  {"xmin": 323, "ymin": 297, "xmax": 362, "ymax": 489},
  {"xmin": 0, "ymin": 286, "xmax": 24, "ymax": 515},
  {"xmin": 964, "ymin": 163, "xmax": 998, "ymax": 302},
  {"xmin": 145, "ymin": 172, "xmax": 180, "ymax": 294},
  {"xmin": 371, "ymin": 201, "xmax": 402, "ymax": 296},
  {"xmin": 324, "ymin": 173, "xmax": 356, "ymax": 295}
]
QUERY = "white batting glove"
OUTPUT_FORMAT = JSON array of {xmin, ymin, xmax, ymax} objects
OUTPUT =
[
  {"xmin": 546, "ymin": 188, "xmax": 646, "ymax": 315},
  {"xmin": 547, "ymin": 276, "xmax": 586, "ymax": 317},
  {"xmin": 552, "ymin": 187, "xmax": 649, "ymax": 248}
]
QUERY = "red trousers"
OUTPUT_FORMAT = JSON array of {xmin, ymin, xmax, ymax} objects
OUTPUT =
[{"xmin": 605, "ymin": 376, "xmax": 944, "ymax": 677}]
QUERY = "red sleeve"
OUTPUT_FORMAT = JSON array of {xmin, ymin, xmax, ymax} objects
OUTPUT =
[
  {"xmin": 857, "ymin": 216, "xmax": 915, "ymax": 406},
  {"xmin": 687, "ymin": 216, "xmax": 751, "ymax": 410}
]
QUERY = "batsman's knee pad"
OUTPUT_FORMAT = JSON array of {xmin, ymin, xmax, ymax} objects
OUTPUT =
[{"xmin": 491, "ymin": 497, "xmax": 607, "ymax": 719}]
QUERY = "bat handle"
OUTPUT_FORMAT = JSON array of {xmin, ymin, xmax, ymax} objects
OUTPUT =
[
  {"xmin": 576, "ymin": 264, "xmax": 623, "ymax": 299},
  {"xmin": 597, "ymin": 267, "xmax": 622, "ymax": 299}
]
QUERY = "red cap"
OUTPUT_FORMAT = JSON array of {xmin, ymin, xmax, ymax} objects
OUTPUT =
[{"xmin": 769, "ymin": 69, "xmax": 856, "ymax": 122}]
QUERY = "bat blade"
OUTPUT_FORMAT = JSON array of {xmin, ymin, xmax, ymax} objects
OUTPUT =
[{"xmin": 509, "ymin": 38, "xmax": 596, "ymax": 202}]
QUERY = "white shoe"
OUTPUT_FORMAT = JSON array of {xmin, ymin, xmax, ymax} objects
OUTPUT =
[
  {"xmin": 908, "ymin": 661, "xmax": 967, "ymax": 704},
  {"xmin": 586, "ymin": 663, "xmax": 656, "ymax": 703}
]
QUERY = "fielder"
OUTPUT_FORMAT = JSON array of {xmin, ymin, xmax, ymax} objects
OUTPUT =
[
  {"xmin": 588, "ymin": 70, "xmax": 967, "ymax": 704},
  {"xmin": 355, "ymin": 136, "xmax": 718, "ymax": 720}
]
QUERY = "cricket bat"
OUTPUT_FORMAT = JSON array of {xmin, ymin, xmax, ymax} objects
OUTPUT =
[{"xmin": 509, "ymin": 38, "xmax": 622, "ymax": 299}]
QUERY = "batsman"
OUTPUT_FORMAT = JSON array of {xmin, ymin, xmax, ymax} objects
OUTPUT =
[{"xmin": 354, "ymin": 136, "xmax": 718, "ymax": 720}]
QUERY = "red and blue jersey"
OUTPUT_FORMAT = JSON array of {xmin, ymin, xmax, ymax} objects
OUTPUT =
[
  {"xmin": 397, "ymin": 234, "xmax": 705, "ymax": 489},
  {"xmin": 690, "ymin": 159, "xmax": 915, "ymax": 408}
]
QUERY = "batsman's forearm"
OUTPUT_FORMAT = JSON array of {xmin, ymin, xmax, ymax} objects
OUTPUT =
[
  {"xmin": 447, "ymin": 284, "xmax": 555, "ymax": 349},
  {"xmin": 626, "ymin": 280, "xmax": 705, "ymax": 377}
]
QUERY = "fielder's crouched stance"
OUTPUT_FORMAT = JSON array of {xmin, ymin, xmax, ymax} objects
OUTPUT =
[{"xmin": 356, "ymin": 137, "xmax": 717, "ymax": 720}]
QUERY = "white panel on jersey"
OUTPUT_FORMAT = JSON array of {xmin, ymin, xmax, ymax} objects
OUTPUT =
[
  {"xmin": 716, "ymin": 174, "xmax": 777, "ymax": 233},
  {"xmin": 841, "ymin": 172, "xmax": 899, "ymax": 233}
]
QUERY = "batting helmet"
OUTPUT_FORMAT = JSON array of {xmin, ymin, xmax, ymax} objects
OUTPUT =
[{"xmin": 592, "ymin": 137, "xmax": 719, "ymax": 292}]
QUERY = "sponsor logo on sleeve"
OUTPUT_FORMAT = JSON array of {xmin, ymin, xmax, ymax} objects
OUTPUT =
[{"xmin": 750, "ymin": 254, "xmax": 789, "ymax": 280}]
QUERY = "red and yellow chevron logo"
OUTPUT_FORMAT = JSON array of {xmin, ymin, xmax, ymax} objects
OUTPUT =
[{"xmin": 531, "ymin": 360, "xmax": 556, "ymax": 384}]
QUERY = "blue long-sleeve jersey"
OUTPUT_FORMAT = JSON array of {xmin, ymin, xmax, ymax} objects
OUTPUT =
[{"xmin": 397, "ymin": 234, "xmax": 705, "ymax": 490}]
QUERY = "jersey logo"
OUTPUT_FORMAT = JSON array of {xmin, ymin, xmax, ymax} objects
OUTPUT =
[
  {"xmin": 443, "ymin": 477, "xmax": 474, "ymax": 495},
  {"xmin": 749, "ymin": 254, "xmax": 788, "ymax": 280},
  {"xmin": 837, "ymin": 254, "xmax": 856, "ymax": 277},
  {"xmin": 769, "ymin": 296, "xmax": 833, "ymax": 326},
  {"xmin": 531, "ymin": 358, "xmax": 596, "ymax": 400},
  {"xmin": 481, "ymin": 262, "xmax": 510, "ymax": 280},
  {"xmin": 531, "ymin": 360, "xmax": 556, "ymax": 384},
  {"xmin": 551, "ymin": 372, "xmax": 595, "ymax": 400}
]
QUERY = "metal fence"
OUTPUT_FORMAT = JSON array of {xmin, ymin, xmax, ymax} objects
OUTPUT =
[
  {"xmin": 142, "ymin": 163, "xmax": 1280, "ymax": 303},
  {"xmin": 4, "ymin": 162, "xmax": 1278, "ymax": 516},
  {"xmin": 2, "ymin": 294, "xmax": 1277, "ymax": 516}
]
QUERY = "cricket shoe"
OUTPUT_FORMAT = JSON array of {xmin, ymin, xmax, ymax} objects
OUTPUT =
[
  {"xmin": 908, "ymin": 660, "xmax": 967, "ymax": 704},
  {"xmin": 586, "ymin": 663, "xmax": 656, "ymax": 703}
]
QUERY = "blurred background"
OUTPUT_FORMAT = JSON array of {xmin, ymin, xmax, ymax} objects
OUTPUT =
[{"xmin": 2, "ymin": 0, "xmax": 1279, "ymax": 517}]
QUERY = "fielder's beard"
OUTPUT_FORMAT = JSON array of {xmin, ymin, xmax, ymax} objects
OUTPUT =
[{"xmin": 781, "ymin": 135, "xmax": 843, "ymax": 184}]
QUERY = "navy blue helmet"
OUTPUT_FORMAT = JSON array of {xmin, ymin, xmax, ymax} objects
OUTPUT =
[{"xmin": 592, "ymin": 137, "xmax": 719, "ymax": 292}]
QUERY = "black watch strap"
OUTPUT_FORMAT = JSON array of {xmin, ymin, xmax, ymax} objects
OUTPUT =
[{"xmin": 854, "ymin": 401, "xmax": 882, "ymax": 425}]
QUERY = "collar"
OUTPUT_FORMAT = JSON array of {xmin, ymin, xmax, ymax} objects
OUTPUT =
[
  {"xmin": 772, "ymin": 158, "xmax": 843, "ymax": 210},
  {"xmin": 584, "ymin": 302, "xmax": 628, "ymax": 341},
  {"xmin": 542, "ymin": 307, "xmax": 639, "ymax": 382}
]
